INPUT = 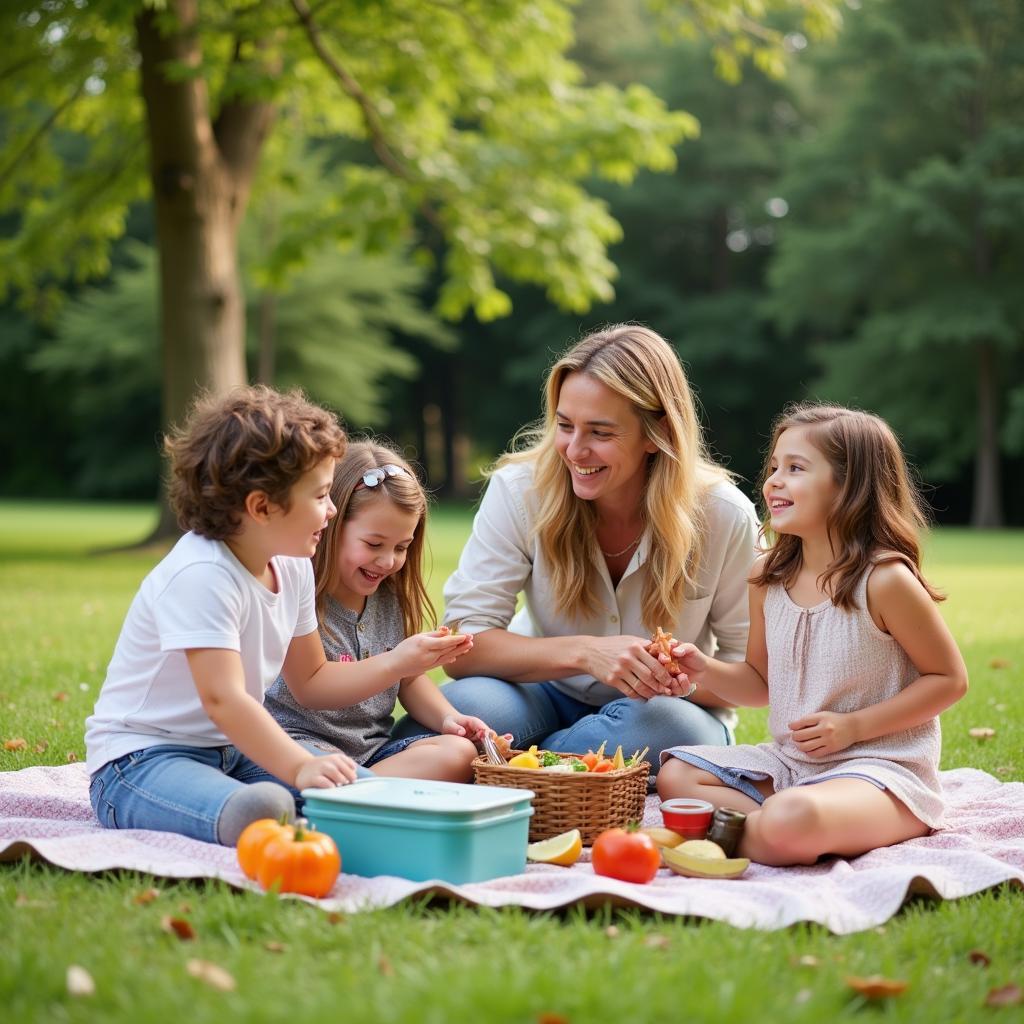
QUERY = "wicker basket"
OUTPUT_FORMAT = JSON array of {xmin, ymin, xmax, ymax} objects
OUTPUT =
[{"xmin": 473, "ymin": 754, "xmax": 651, "ymax": 844}]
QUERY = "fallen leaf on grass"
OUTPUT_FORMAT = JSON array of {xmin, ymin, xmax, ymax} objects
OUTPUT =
[
  {"xmin": 264, "ymin": 941, "xmax": 287, "ymax": 953},
  {"xmin": 33, "ymin": 741, "xmax": 48, "ymax": 754},
  {"xmin": 4, "ymin": 738, "xmax": 27, "ymax": 751},
  {"xmin": 969, "ymin": 950, "xmax": 992, "ymax": 967},
  {"xmin": 133, "ymin": 888, "xmax": 160, "ymax": 905},
  {"xmin": 644, "ymin": 934, "xmax": 671, "ymax": 950},
  {"xmin": 845, "ymin": 975, "xmax": 908, "ymax": 1000},
  {"xmin": 988, "ymin": 658, "xmax": 1011, "ymax": 670},
  {"xmin": 186, "ymin": 959, "xmax": 236, "ymax": 992},
  {"xmin": 326, "ymin": 912, "xmax": 345, "ymax": 925},
  {"xmin": 604, "ymin": 925, "xmax": 620, "ymax": 938},
  {"xmin": 969, "ymin": 728, "xmax": 997, "ymax": 741},
  {"xmin": 66, "ymin": 965, "xmax": 95, "ymax": 997},
  {"xmin": 53, "ymin": 691, "xmax": 69, "ymax": 702},
  {"xmin": 377, "ymin": 955, "xmax": 394, "ymax": 976},
  {"xmin": 66, "ymin": 751, "xmax": 79, "ymax": 763},
  {"xmin": 537, "ymin": 1014, "xmax": 570, "ymax": 1024},
  {"xmin": 985, "ymin": 985, "xmax": 1023, "ymax": 1008},
  {"xmin": 161, "ymin": 916, "xmax": 196, "ymax": 940}
]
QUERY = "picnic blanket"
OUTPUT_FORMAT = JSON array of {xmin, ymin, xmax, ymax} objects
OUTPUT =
[{"xmin": 1, "ymin": 763, "xmax": 1021, "ymax": 934}]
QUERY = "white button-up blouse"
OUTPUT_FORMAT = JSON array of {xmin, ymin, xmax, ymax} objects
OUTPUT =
[{"xmin": 442, "ymin": 462, "xmax": 760, "ymax": 731}]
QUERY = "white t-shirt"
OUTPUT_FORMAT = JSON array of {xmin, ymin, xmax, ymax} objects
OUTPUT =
[
  {"xmin": 85, "ymin": 532, "xmax": 318, "ymax": 773},
  {"xmin": 442, "ymin": 462, "xmax": 760, "ymax": 731}
]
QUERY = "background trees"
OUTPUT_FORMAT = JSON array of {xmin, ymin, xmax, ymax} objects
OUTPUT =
[
  {"xmin": 767, "ymin": 0, "xmax": 1024, "ymax": 526},
  {"xmin": 2, "ymin": 0, "xmax": 1022, "ymax": 525}
]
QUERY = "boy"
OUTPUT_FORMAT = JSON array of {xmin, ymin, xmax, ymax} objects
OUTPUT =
[{"xmin": 86, "ymin": 386, "xmax": 365, "ymax": 845}]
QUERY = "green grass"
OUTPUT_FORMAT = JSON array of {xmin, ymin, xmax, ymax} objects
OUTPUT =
[{"xmin": 1, "ymin": 501, "xmax": 1022, "ymax": 1022}]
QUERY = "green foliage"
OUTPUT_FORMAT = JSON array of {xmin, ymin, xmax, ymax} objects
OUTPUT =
[
  {"xmin": 767, "ymin": 0, "xmax": 1024, "ymax": 489},
  {"xmin": 30, "ymin": 239, "xmax": 454, "ymax": 496}
]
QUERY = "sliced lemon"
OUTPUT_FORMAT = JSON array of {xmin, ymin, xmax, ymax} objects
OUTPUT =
[{"xmin": 526, "ymin": 828, "xmax": 583, "ymax": 866}]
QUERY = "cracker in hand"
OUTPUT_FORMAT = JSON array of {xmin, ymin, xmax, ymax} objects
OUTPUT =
[{"xmin": 648, "ymin": 626, "xmax": 682, "ymax": 674}]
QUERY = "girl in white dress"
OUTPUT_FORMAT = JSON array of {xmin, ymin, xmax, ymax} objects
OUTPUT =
[{"xmin": 657, "ymin": 403, "xmax": 968, "ymax": 866}]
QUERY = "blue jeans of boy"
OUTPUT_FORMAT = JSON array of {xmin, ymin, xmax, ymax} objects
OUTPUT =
[
  {"xmin": 89, "ymin": 742, "xmax": 373, "ymax": 845},
  {"xmin": 391, "ymin": 677, "xmax": 731, "ymax": 759}
]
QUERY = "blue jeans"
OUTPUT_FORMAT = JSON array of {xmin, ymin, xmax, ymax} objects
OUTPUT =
[
  {"xmin": 392, "ymin": 677, "xmax": 731, "ymax": 761},
  {"xmin": 89, "ymin": 742, "xmax": 373, "ymax": 844}
]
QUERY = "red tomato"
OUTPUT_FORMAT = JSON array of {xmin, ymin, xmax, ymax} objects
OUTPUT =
[
  {"xmin": 580, "ymin": 752, "xmax": 599, "ymax": 771},
  {"xmin": 591, "ymin": 827, "xmax": 661, "ymax": 884},
  {"xmin": 592, "ymin": 758, "xmax": 616, "ymax": 773}
]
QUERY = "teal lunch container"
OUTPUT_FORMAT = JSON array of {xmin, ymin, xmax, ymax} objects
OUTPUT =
[{"xmin": 302, "ymin": 777, "xmax": 535, "ymax": 884}]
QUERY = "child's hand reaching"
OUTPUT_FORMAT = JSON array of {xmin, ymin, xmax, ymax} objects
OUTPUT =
[
  {"xmin": 788, "ymin": 711, "xmax": 859, "ymax": 757},
  {"xmin": 388, "ymin": 629, "xmax": 473, "ymax": 678},
  {"xmin": 440, "ymin": 712, "xmax": 490, "ymax": 740},
  {"xmin": 662, "ymin": 641, "xmax": 706, "ymax": 696},
  {"xmin": 295, "ymin": 752, "xmax": 360, "ymax": 789}
]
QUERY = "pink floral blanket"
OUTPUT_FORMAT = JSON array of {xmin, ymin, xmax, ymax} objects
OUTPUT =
[{"xmin": 1, "ymin": 763, "xmax": 1021, "ymax": 934}]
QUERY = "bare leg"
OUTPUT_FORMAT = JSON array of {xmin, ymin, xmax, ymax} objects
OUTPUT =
[
  {"xmin": 742, "ymin": 778, "xmax": 930, "ymax": 866},
  {"xmin": 656, "ymin": 756, "xmax": 772, "ymax": 815},
  {"xmin": 370, "ymin": 735, "xmax": 478, "ymax": 783}
]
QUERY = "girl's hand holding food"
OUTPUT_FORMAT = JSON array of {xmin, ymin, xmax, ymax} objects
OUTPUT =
[{"xmin": 389, "ymin": 630, "xmax": 473, "ymax": 677}]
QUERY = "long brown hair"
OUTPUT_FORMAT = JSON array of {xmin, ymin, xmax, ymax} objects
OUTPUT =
[
  {"xmin": 499, "ymin": 324, "xmax": 732, "ymax": 629},
  {"xmin": 312, "ymin": 440, "xmax": 434, "ymax": 635},
  {"xmin": 751, "ymin": 403, "xmax": 943, "ymax": 608}
]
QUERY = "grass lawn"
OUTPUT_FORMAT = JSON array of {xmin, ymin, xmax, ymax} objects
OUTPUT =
[{"xmin": 1, "ymin": 500, "xmax": 1021, "ymax": 1023}]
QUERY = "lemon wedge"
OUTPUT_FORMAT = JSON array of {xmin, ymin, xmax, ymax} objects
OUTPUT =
[
  {"xmin": 508, "ymin": 751, "xmax": 541, "ymax": 769},
  {"xmin": 526, "ymin": 829, "xmax": 583, "ymax": 866}
]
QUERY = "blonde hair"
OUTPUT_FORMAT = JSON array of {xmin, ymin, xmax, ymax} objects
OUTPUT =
[
  {"xmin": 312, "ymin": 440, "xmax": 434, "ymax": 635},
  {"xmin": 751, "ymin": 403, "xmax": 943, "ymax": 609},
  {"xmin": 499, "ymin": 324, "xmax": 732, "ymax": 629}
]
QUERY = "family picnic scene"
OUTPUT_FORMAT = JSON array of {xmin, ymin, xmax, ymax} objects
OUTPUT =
[{"xmin": 1, "ymin": 0, "xmax": 1022, "ymax": 1021}]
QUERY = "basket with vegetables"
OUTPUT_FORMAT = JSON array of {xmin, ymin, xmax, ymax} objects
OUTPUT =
[{"xmin": 473, "ymin": 741, "xmax": 651, "ymax": 844}]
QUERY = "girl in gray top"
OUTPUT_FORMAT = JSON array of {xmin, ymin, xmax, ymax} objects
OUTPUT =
[{"xmin": 266, "ymin": 441, "xmax": 490, "ymax": 781}]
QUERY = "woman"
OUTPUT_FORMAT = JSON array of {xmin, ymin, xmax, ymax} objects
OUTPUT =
[{"xmin": 395, "ymin": 324, "xmax": 758, "ymax": 760}]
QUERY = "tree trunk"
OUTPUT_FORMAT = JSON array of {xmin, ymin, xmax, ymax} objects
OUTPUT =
[
  {"xmin": 136, "ymin": 1, "xmax": 275, "ymax": 542},
  {"xmin": 972, "ymin": 339, "xmax": 1003, "ymax": 527}
]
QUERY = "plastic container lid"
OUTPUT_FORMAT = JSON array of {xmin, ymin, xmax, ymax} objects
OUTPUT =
[{"xmin": 302, "ymin": 776, "xmax": 533, "ymax": 816}]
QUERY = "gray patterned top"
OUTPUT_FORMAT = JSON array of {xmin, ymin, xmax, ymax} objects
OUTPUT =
[{"xmin": 264, "ymin": 589, "xmax": 407, "ymax": 764}]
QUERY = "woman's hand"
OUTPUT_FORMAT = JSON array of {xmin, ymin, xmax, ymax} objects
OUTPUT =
[
  {"xmin": 388, "ymin": 630, "xmax": 473, "ymax": 679},
  {"xmin": 583, "ymin": 635, "xmax": 677, "ymax": 700},
  {"xmin": 788, "ymin": 711, "xmax": 860, "ymax": 757},
  {"xmin": 295, "ymin": 752, "xmax": 360, "ymax": 789},
  {"xmin": 440, "ymin": 712, "xmax": 490, "ymax": 741}
]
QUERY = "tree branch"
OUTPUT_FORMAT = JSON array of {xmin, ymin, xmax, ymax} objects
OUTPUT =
[
  {"xmin": 289, "ymin": 0, "xmax": 410, "ymax": 180},
  {"xmin": 288, "ymin": 0, "xmax": 443, "ymax": 230},
  {"xmin": 0, "ymin": 79, "xmax": 86, "ymax": 194},
  {"xmin": 213, "ymin": 35, "xmax": 278, "ymax": 183}
]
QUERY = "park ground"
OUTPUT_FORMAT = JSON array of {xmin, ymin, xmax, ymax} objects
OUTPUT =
[{"xmin": 0, "ymin": 501, "xmax": 1021, "ymax": 1023}]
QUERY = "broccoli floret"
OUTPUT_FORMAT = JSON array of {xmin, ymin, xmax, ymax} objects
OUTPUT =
[{"xmin": 540, "ymin": 750, "xmax": 561, "ymax": 767}]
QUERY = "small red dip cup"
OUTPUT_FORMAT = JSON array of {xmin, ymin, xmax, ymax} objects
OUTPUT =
[{"xmin": 660, "ymin": 798, "xmax": 714, "ymax": 839}]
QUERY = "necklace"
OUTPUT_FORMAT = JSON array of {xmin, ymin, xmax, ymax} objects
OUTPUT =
[{"xmin": 599, "ymin": 532, "xmax": 643, "ymax": 558}]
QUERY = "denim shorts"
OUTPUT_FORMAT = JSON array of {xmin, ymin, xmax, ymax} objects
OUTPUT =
[{"xmin": 89, "ymin": 741, "xmax": 374, "ymax": 844}]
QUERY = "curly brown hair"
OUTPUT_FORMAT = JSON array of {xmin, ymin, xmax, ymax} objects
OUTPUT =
[
  {"xmin": 751, "ymin": 402, "xmax": 942, "ymax": 609},
  {"xmin": 165, "ymin": 385, "xmax": 347, "ymax": 540}
]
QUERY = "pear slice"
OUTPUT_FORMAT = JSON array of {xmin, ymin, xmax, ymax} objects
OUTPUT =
[
  {"xmin": 662, "ymin": 841, "xmax": 750, "ymax": 879},
  {"xmin": 639, "ymin": 826, "xmax": 685, "ymax": 850}
]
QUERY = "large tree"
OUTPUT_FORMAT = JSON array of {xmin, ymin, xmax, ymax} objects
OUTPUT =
[
  {"xmin": 768, "ymin": 0, "xmax": 1024, "ymax": 526},
  {"xmin": 1, "ymin": 0, "xmax": 839, "ymax": 531}
]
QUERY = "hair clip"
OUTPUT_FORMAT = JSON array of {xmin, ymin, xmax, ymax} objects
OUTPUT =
[{"xmin": 356, "ymin": 463, "xmax": 408, "ymax": 490}]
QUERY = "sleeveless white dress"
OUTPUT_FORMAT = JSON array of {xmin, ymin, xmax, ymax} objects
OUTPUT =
[{"xmin": 663, "ymin": 562, "xmax": 945, "ymax": 828}]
